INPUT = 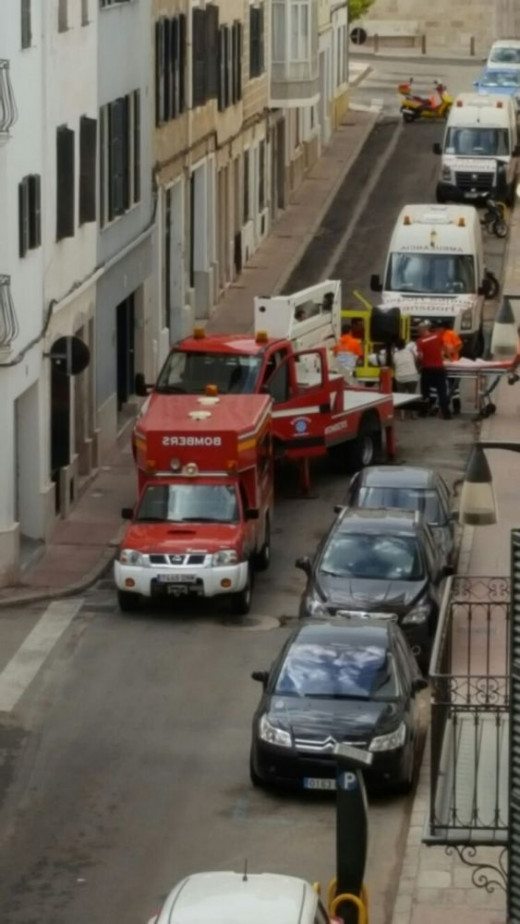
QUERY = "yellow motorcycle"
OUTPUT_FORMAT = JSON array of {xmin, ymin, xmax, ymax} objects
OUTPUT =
[{"xmin": 398, "ymin": 79, "xmax": 453, "ymax": 123}]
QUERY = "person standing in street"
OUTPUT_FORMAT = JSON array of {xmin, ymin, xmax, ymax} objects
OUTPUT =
[
  {"xmin": 334, "ymin": 320, "xmax": 363, "ymax": 381},
  {"xmin": 417, "ymin": 321, "xmax": 452, "ymax": 419},
  {"xmin": 439, "ymin": 324, "xmax": 463, "ymax": 414},
  {"xmin": 393, "ymin": 338, "xmax": 419, "ymax": 393}
]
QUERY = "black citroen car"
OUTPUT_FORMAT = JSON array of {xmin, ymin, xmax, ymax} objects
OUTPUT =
[
  {"xmin": 296, "ymin": 508, "xmax": 448, "ymax": 668},
  {"xmin": 249, "ymin": 620, "xmax": 427, "ymax": 792}
]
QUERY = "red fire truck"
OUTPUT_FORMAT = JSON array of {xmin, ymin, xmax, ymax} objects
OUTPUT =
[
  {"xmin": 116, "ymin": 395, "xmax": 273, "ymax": 614},
  {"xmin": 135, "ymin": 282, "xmax": 405, "ymax": 484}
]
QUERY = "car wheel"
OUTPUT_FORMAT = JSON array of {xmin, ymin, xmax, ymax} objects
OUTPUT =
[
  {"xmin": 493, "ymin": 218, "xmax": 508, "ymax": 239},
  {"xmin": 249, "ymin": 748, "xmax": 264, "ymax": 788},
  {"xmin": 402, "ymin": 109, "xmax": 416, "ymax": 123},
  {"xmin": 255, "ymin": 516, "xmax": 271, "ymax": 572},
  {"xmin": 230, "ymin": 563, "xmax": 253, "ymax": 616},
  {"xmin": 117, "ymin": 590, "xmax": 142, "ymax": 612},
  {"xmin": 486, "ymin": 270, "xmax": 500, "ymax": 299},
  {"xmin": 394, "ymin": 738, "xmax": 416, "ymax": 795},
  {"xmin": 346, "ymin": 417, "xmax": 381, "ymax": 474}
]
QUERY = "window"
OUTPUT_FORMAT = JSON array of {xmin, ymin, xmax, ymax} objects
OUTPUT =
[
  {"xmin": 21, "ymin": 0, "xmax": 31, "ymax": 49},
  {"xmin": 155, "ymin": 15, "xmax": 187, "ymax": 126},
  {"xmin": 290, "ymin": 0, "xmax": 309, "ymax": 62},
  {"xmin": 135, "ymin": 483, "xmax": 239, "ymax": 524},
  {"xmin": 385, "ymin": 253, "xmax": 476, "ymax": 295},
  {"xmin": 19, "ymin": 175, "xmax": 41, "ymax": 257},
  {"xmin": 275, "ymin": 641, "xmax": 398, "ymax": 701},
  {"xmin": 100, "ymin": 0, "xmax": 131, "ymax": 7},
  {"xmin": 79, "ymin": 116, "xmax": 97, "ymax": 224},
  {"xmin": 58, "ymin": 0, "xmax": 68, "ymax": 31},
  {"xmin": 192, "ymin": 5, "xmax": 219, "ymax": 108},
  {"xmin": 258, "ymin": 140, "xmax": 265, "ymax": 210},
  {"xmin": 243, "ymin": 149, "xmax": 250, "ymax": 221},
  {"xmin": 319, "ymin": 533, "xmax": 423, "ymax": 581},
  {"xmin": 218, "ymin": 22, "xmax": 242, "ymax": 110},
  {"xmin": 155, "ymin": 350, "xmax": 263, "ymax": 394},
  {"xmin": 82, "ymin": 0, "xmax": 89, "ymax": 26},
  {"xmin": 56, "ymin": 125, "xmax": 75, "ymax": 240},
  {"xmin": 249, "ymin": 5, "xmax": 264, "ymax": 78},
  {"xmin": 99, "ymin": 91, "xmax": 140, "ymax": 227}
]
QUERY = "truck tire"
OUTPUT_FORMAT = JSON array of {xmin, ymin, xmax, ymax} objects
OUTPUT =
[
  {"xmin": 486, "ymin": 270, "xmax": 499, "ymax": 300},
  {"xmin": 255, "ymin": 515, "xmax": 271, "ymax": 572},
  {"xmin": 230, "ymin": 563, "xmax": 253, "ymax": 615},
  {"xmin": 117, "ymin": 590, "xmax": 142, "ymax": 612},
  {"xmin": 346, "ymin": 416, "xmax": 381, "ymax": 473}
]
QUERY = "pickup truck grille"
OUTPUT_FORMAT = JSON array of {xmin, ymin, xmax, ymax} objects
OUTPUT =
[
  {"xmin": 149, "ymin": 553, "xmax": 207, "ymax": 566},
  {"xmin": 455, "ymin": 170, "xmax": 494, "ymax": 193}
]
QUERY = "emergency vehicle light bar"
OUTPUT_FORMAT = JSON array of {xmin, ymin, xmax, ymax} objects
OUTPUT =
[
  {"xmin": 403, "ymin": 215, "xmax": 411, "ymax": 225},
  {"xmin": 458, "ymin": 217, "xmax": 466, "ymax": 227},
  {"xmin": 193, "ymin": 326, "xmax": 205, "ymax": 339}
]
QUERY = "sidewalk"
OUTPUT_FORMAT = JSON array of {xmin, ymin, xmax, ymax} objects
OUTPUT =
[
  {"xmin": 390, "ymin": 209, "xmax": 520, "ymax": 924},
  {"xmin": 0, "ymin": 102, "xmax": 377, "ymax": 608}
]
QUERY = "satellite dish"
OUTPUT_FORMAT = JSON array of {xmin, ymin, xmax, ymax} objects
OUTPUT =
[
  {"xmin": 350, "ymin": 27, "xmax": 368, "ymax": 45},
  {"xmin": 47, "ymin": 336, "xmax": 90, "ymax": 376}
]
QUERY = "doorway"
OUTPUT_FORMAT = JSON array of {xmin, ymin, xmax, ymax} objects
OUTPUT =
[
  {"xmin": 116, "ymin": 294, "xmax": 135, "ymax": 412},
  {"xmin": 51, "ymin": 360, "xmax": 71, "ymax": 514},
  {"xmin": 276, "ymin": 119, "xmax": 286, "ymax": 211}
]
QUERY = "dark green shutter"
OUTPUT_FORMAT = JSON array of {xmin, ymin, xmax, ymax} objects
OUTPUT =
[
  {"xmin": 28, "ymin": 174, "xmax": 42, "ymax": 246},
  {"xmin": 79, "ymin": 116, "xmax": 97, "ymax": 224},
  {"xmin": 18, "ymin": 178, "xmax": 29, "ymax": 257},
  {"xmin": 56, "ymin": 125, "xmax": 75, "ymax": 240}
]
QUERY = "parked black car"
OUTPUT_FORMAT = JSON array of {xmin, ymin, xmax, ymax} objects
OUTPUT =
[
  {"xmin": 341, "ymin": 466, "xmax": 456, "ymax": 572},
  {"xmin": 250, "ymin": 619, "xmax": 427, "ymax": 792},
  {"xmin": 296, "ymin": 508, "xmax": 449, "ymax": 668}
]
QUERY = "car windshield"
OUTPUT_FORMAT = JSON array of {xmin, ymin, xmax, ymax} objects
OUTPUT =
[
  {"xmin": 385, "ymin": 252, "xmax": 475, "ymax": 295},
  {"xmin": 135, "ymin": 483, "xmax": 239, "ymax": 523},
  {"xmin": 481, "ymin": 72, "xmax": 520, "ymax": 88},
  {"xmin": 155, "ymin": 350, "xmax": 263, "ymax": 394},
  {"xmin": 275, "ymin": 642, "xmax": 398, "ymax": 700},
  {"xmin": 445, "ymin": 127, "xmax": 510, "ymax": 157},
  {"xmin": 490, "ymin": 48, "xmax": 520, "ymax": 65},
  {"xmin": 320, "ymin": 532, "xmax": 423, "ymax": 581},
  {"xmin": 355, "ymin": 487, "xmax": 446, "ymax": 525}
]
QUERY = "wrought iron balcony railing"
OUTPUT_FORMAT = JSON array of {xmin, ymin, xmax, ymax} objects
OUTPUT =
[
  {"xmin": 0, "ymin": 60, "xmax": 18, "ymax": 134},
  {"xmin": 427, "ymin": 576, "xmax": 510, "ymax": 846},
  {"xmin": 0, "ymin": 276, "xmax": 20, "ymax": 347}
]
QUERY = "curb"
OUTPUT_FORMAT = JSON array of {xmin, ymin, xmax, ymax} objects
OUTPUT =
[
  {"xmin": 349, "ymin": 64, "xmax": 372, "ymax": 88},
  {"xmin": 0, "ymin": 546, "xmax": 117, "ymax": 611},
  {"xmin": 274, "ymin": 109, "xmax": 379, "ymax": 296},
  {"xmin": 349, "ymin": 49, "xmax": 485, "ymax": 67}
]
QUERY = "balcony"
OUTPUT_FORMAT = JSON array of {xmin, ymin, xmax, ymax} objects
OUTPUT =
[
  {"xmin": 0, "ymin": 276, "xmax": 20, "ymax": 349},
  {"xmin": 427, "ymin": 576, "xmax": 510, "ymax": 847},
  {"xmin": 270, "ymin": 0, "xmax": 319, "ymax": 107},
  {"xmin": 0, "ymin": 60, "xmax": 18, "ymax": 140}
]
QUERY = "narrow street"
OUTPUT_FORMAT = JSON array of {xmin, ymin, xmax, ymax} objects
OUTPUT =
[{"xmin": 0, "ymin": 61, "xmax": 508, "ymax": 924}]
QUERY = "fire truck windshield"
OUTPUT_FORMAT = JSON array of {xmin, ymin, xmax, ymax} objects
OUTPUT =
[
  {"xmin": 156, "ymin": 350, "xmax": 263, "ymax": 394},
  {"xmin": 135, "ymin": 483, "xmax": 240, "ymax": 523}
]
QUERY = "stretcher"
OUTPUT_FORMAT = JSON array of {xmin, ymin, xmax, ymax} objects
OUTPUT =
[{"xmin": 443, "ymin": 358, "xmax": 519, "ymax": 419}]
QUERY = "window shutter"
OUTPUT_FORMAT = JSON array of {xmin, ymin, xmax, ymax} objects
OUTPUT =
[
  {"xmin": 192, "ymin": 8, "xmax": 206, "ymax": 108},
  {"xmin": 21, "ymin": 0, "xmax": 31, "ymax": 49},
  {"xmin": 234, "ymin": 22, "xmax": 242, "ymax": 101},
  {"xmin": 224, "ymin": 27, "xmax": 231, "ymax": 108},
  {"xmin": 18, "ymin": 178, "xmax": 29, "ymax": 258},
  {"xmin": 231, "ymin": 24, "xmax": 237, "ymax": 105},
  {"xmin": 99, "ymin": 106, "xmax": 105, "ymax": 227},
  {"xmin": 171, "ymin": 17, "xmax": 179, "ymax": 118},
  {"xmin": 250, "ymin": 7, "xmax": 258, "ymax": 78},
  {"xmin": 259, "ymin": 5, "xmax": 264, "ymax": 73},
  {"xmin": 122, "ymin": 95, "xmax": 131, "ymax": 211},
  {"xmin": 56, "ymin": 125, "xmax": 75, "ymax": 240},
  {"xmin": 28, "ymin": 174, "xmax": 42, "ymax": 246},
  {"xmin": 206, "ymin": 5, "xmax": 219, "ymax": 99},
  {"xmin": 163, "ymin": 18, "xmax": 171, "ymax": 121},
  {"xmin": 108, "ymin": 100, "xmax": 125, "ymax": 220},
  {"xmin": 218, "ymin": 28, "xmax": 225, "ymax": 111},
  {"xmin": 79, "ymin": 116, "xmax": 97, "ymax": 224},
  {"xmin": 133, "ymin": 90, "xmax": 141, "ymax": 204},
  {"xmin": 179, "ymin": 14, "xmax": 186, "ymax": 112},
  {"xmin": 155, "ymin": 19, "xmax": 164, "ymax": 126}
]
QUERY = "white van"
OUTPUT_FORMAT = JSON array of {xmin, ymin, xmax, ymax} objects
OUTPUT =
[
  {"xmin": 147, "ymin": 871, "xmax": 340, "ymax": 924},
  {"xmin": 370, "ymin": 204, "xmax": 490, "ymax": 355},
  {"xmin": 487, "ymin": 40, "xmax": 520, "ymax": 71},
  {"xmin": 433, "ymin": 93, "xmax": 519, "ymax": 204}
]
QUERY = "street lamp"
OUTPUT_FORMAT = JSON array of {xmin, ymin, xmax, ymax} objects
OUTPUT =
[
  {"xmin": 490, "ymin": 296, "xmax": 518, "ymax": 359},
  {"xmin": 459, "ymin": 441, "xmax": 520, "ymax": 525}
]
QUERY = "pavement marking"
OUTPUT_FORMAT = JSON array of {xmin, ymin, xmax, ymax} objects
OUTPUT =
[{"xmin": 0, "ymin": 598, "xmax": 84, "ymax": 713}]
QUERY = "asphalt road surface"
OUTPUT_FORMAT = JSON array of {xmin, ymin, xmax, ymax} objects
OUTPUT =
[{"xmin": 0, "ymin": 62, "xmax": 508, "ymax": 924}]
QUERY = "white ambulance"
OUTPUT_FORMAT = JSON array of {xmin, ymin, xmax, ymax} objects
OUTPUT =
[
  {"xmin": 370, "ymin": 204, "xmax": 490, "ymax": 355},
  {"xmin": 433, "ymin": 93, "xmax": 519, "ymax": 204}
]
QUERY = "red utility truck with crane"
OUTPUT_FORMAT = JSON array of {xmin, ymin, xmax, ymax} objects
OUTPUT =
[{"xmin": 134, "ymin": 282, "xmax": 406, "ymax": 485}]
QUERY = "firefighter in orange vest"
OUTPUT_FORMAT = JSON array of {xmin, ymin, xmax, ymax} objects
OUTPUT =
[
  {"xmin": 334, "ymin": 321, "xmax": 363, "ymax": 378},
  {"xmin": 440, "ymin": 324, "xmax": 463, "ymax": 414}
]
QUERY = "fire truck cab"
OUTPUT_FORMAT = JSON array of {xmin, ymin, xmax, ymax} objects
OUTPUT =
[{"xmin": 117, "ymin": 395, "xmax": 272, "ymax": 614}]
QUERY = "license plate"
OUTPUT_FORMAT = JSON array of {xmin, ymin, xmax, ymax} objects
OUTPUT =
[
  {"xmin": 303, "ymin": 777, "xmax": 336, "ymax": 791},
  {"xmin": 157, "ymin": 574, "xmax": 197, "ymax": 584}
]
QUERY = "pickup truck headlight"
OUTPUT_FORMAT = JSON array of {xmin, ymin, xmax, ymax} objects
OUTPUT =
[
  {"xmin": 402, "ymin": 602, "xmax": 431, "ymax": 625},
  {"xmin": 259, "ymin": 714, "xmax": 292, "ymax": 748},
  {"xmin": 441, "ymin": 166, "xmax": 451, "ymax": 181},
  {"xmin": 369, "ymin": 722, "xmax": 406, "ymax": 753},
  {"xmin": 118, "ymin": 549, "xmax": 148, "ymax": 566},
  {"xmin": 211, "ymin": 549, "xmax": 239, "ymax": 566},
  {"xmin": 460, "ymin": 309, "xmax": 473, "ymax": 331}
]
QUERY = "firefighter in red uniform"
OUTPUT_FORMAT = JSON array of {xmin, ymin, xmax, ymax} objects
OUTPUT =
[{"xmin": 417, "ymin": 321, "xmax": 452, "ymax": 419}]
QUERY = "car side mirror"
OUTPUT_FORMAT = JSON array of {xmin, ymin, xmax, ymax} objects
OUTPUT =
[
  {"xmin": 432, "ymin": 142, "xmax": 442, "ymax": 155},
  {"xmin": 413, "ymin": 677, "xmax": 429, "ymax": 693},
  {"xmin": 121, "ymin": 507, "xmax": 134, "ymax": 520},
  {"xmin": 333, "ymin": 504, "xmax": 345, "ymax": 514},
  {"xmin": 295, "ymin": 556, "xmax": 312, "ymax": 576},
  {"xmin": 245, "ymin": 507, "xmax": 260, "ymax": 520},
  {"xmin": 251, "ymin": 670, "xmax": 268, "ymax": 686},
  {"xmin": 370, "ymin": 273, "xmax": 382, "ymax": 293},
  {"xmin": 479, "ymin": 277, "xmax": 492, "ymax": 297},
  {"xmin": 135, "ymin": 372, "xmax": 152, "ymax": 397}
]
